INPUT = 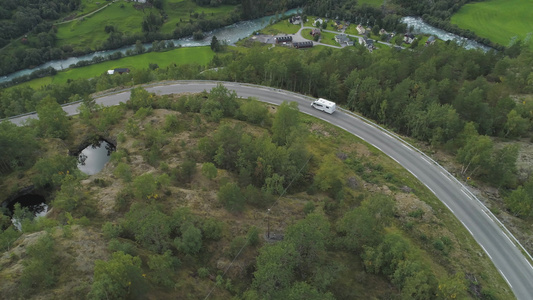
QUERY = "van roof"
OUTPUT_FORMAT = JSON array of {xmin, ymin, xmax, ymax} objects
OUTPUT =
[{"xmin": 316, "ymin": 98, "xmax": 336, "ymax": 106}]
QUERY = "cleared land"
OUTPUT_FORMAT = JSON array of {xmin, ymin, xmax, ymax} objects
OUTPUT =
[
  {"xmin": 451, "ymin": 0, "xmax": 533, "ymax": 48},
  {"xmin": 261, "ymin": 20, "xmax": 301, "ymax": 35}
]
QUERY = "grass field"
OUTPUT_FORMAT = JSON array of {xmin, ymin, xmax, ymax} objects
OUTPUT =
[
  {"xmin": 56, "ymin": 2, "xmax": 159, "ymax": 49},
  {"xmin": 14, "ymin": 46, "xmax": 215, "ymax": 89},
  {"xmin": 261, "ymin": 20, "xmax": 301, "ymax": 35},
  {"xmin": 77, "ymin": 0, "xmax": 110, "ymax": 16},
  {"xmin": 56, "ymin": 0, "xmax": 236, "ymax": 50},
  {"xmin": 451, "ymin": 0, "xmax": 533, "ymax": 48}
]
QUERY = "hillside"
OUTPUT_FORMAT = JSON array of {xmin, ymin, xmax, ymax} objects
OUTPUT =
[{"xmin": 0, "ymin": 85, "xmax": 512, "ymax": 299}]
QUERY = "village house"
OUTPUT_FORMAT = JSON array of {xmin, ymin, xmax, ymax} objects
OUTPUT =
[
  {"xmin": 335, "ymin": 34, "xmax": 354, "ymax": 46},
  {"xmin": 311, "ymin": 28, "xmax": 321, "ymax": 37},
  {"xmin": 290, "ymin": 16, "xmax": 301, "ymax": 25},
  {"xmin": 293, "ymin": 41, "xmax": 313, "ymax": 49},
  {"xmin": 313, "ymin": 18, "xmax": 323, "ymax": 27},
  {"xmin": 107, "ymin": 68, "xmax": 130, "ymax": 75},
  {"xmin": 404, "ymin": 33, "xmax": 415, "ymax": 44},
  {"xmin": 363, "ymin": 38, "xmax": 375, "ymax": 51},
  {"xmin": 379, "ymin": 29, "xmax": 388, "ymax": 35},
  {"xmin": 426, "ymin": 35, "xmax": 436, "ymax": 46},
  {"xmin": 356, "ymin": 24, "xmax": 365, "ymax": 34},
  {"xmin": 275, "ymin": 36, "xmax": 292, "ymax": 44}
]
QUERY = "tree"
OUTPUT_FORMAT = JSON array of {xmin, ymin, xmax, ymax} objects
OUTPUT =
[
  {"xmin": 148, "ymin": 250, "xmax": 180, "ymax": 287},
  {"xmin": 122, "ymin": 203, "xmax": 172, "ymax": 253},
  {"xmin": 272, "ymin": 101, "xmax": 300, "ymax": 146},
  {"xmin": 505, "ymin": 177, "xmax": 533, "ymax": 218},
  {"xmin": 32, "ymin": 155, "xmax": 79, "ymax": 188},
  {"xmin": 504, "ymin": 109, "xmax": 529, "ymax": 138},
  {"xmin": 202, "ymin": 162, "xmax": 218, "ymax": 179},
  {"xmin": 52, "ymin": 173, "xmax": 84, "ymax": 212},
  {"xmin": 88, "ymin": 251, "xmax": 146, "ymax": 299},
  {"xmin": 175, "ymin": 223, "xmax": 203, "ymax": 255},
  {"xmin": 253, "ymin": 242, "xmax": 299, "ymax": 296},
  {"xmin": 133, "ymin": 173, "xmax": 157, "ymax": 199},
  {"xmin": 285, "ymin": 213, "xmax": 330, "ymax": 276},
  {"xmin": 456, "ymin": 135, "xmax": 493, "ymax": 177},
  {"xmin": 314, "ymin": 154, "xmax": 343, "ymax": 193},
  {"xmin": 19, "ymin": 234, "xmax": 59, "ymax": 295},
  {"xmin": 239, "ymin": 97, "xmax": 270, "ymax": 126},
  {"xmin": 129, "ymin": 87, "xmax": 154, "ymax": 112},
  {"xmin": 285, "ymin": 281, "xmax": 335, "ymax": 300},
  {"xmin": 210, "ymin": 35, "xmax": 221, "ymax": 52},
  {"xmin": 218, "ymin": 182, "xmax": 245, "ymax": 212},
  {"xmin": 0, "ymin": 121, "xmax": 38, "ymax": 174},
  {"xmin": 36, "ymin": 95, "xmax": 70, "ymax": 139}
]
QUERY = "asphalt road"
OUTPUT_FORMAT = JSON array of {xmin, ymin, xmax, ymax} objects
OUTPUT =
[{"xmin": 8, "ymin": 81, "xmax": 533, "ymax": 299}]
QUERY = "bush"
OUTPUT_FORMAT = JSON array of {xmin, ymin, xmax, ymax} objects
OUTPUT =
[
  {"xmin": 218, "ymin": 182, "xmax": 245, "ymax": 212},
  {"xmin": 108, "ymin": 238, "xmax": 138, "ymax": 256},
  {"xmin": 202, "ymin": 218, "xmax": 223, "ymax": 241},
  {"xmin": 303, "ymin": 201, "xmax": 315, "ymax": 215},
  {"xmin": 102, "ymin": 222, "xmax": 123, "ymax": 239},
  {"xmin": 247, "ymin": 226, "xmax": 260, "ymax": 246}
]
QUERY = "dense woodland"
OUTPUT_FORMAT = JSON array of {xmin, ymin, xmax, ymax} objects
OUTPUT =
[{"xmin": 0, "ymin": 84, "xmax": 508, "ymax": 299}]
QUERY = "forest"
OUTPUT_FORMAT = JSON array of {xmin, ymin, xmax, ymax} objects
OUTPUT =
[{"xmin": 0, "ymin": 84, "xmax": 511, "ymax": 299}]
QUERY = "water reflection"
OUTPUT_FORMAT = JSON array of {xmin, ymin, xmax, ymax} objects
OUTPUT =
[{"xmin": 77, "ymin": 140, "xmax": 116, "ymax": 175}]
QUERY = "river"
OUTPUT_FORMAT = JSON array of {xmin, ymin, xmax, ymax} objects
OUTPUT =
[
  {"xmin": 0, "ymin": 8, "xmax": 300, "ymax": 84},
  {"xmin": 401, "ymin": 16, "xmax": 492, "ymax": 52}
]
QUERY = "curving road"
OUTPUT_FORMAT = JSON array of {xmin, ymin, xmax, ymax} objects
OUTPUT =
[{"xmin": 8, "ymin": 81, "xmax": 533, "ymax": 299}]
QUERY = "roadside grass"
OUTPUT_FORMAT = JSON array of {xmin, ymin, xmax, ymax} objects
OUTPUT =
[
  {"xmin": 300, "ymin": 28, "xmax": 315, "ymax": 41},
  {"xmin": 344, "ymin": 24, "xmax": 360, "ymax": 36},
  {"xmin": 450, "ymin": 0, "xmax": 533, "ymax": 49},
  {"xmin": 10, "ymin": 46, "xmax": 214, "ymax": 89},
  {"xmin": 261, "ymin": 20, "xmax": 301, "ymax": 35},
  {"xmin": 55, "ymin": 2, "xmax": 159, "ymax": 50}
]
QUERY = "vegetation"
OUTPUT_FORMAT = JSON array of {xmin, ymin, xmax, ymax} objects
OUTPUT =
[{"xmin": 450, "ymin": 0, "xmax": 533, "ymax": 49}]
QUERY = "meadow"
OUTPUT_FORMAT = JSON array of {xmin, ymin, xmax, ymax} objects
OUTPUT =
[
  {"xmin": 451, "ymin": 0, "xmax": 533, "ymax": 48},
  {"xmin": 261, "ymin": 20, "xmax": 301, "ymax": 35},
  {"xmin": 55, "ymin": 0, "xmax": 237, "ymax": 50},
  {"xmin": 15, "ymin": 46, "xmax": 215, "ymax": 89}
]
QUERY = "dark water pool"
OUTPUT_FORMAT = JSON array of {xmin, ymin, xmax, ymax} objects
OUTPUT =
[{"xmin": 77, "ymin": 140, "xmax": 116, "ymax": 175}]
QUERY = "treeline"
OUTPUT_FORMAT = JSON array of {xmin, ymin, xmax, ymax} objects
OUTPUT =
[{"xmin": 204, "ymin": 44, "xmax": 533, "ymax": 186}]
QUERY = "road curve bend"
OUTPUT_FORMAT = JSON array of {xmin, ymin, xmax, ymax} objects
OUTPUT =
[{"xmin": 8, "ymin": 81, "xmax": 533, "ymax": 299}]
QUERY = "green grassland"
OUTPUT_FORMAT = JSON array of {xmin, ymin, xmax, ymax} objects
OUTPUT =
[
  {"xmin": 77, "ymin": 0, "xmax": 110, "ymax": 17},
  {"xmin": 451, "ymin": 0, "xmax": 533, "ymax": 48},
  {"xmin": 14, "ymin": 46, "xmax": 215, "ymax": 89},
  {"xmin": 55, "ymin": 2, "xmax": 160, "ymax": 49},
  {"xmin": 161, "ymin": 0, "xmax": 235, "ymax": 33},
  {"xmin": 261, "ymin": 20, "xmax": 301, "ymax": 35},
  {"xmin": 55, "ymin": 0, "xmax": 237, "ymax": 50}
]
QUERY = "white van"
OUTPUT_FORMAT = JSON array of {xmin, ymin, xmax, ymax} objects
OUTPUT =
[{"xmin": 311, "ymin": 98, "xmax": 336, "ymax": 114}]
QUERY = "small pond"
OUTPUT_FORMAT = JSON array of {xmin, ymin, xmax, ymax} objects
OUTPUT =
[
  {"xmin": 6, "ymin": 194, "xmax": 48, "ymax": 230},
  {"xmin": 77, "ymin": 140, "xmax": 116, "ymax": 175}
]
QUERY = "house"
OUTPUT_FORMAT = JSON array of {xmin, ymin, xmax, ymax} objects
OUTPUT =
[
  {"xmin": 275, "ymin": 36, "xmax": 292, "ymax": 44},
  {"xmin": 379, "ymin": 29, "xmax": 388, "ymax": 35},
  {"xmin": 404, "ymin": 33, "xmax": 415, "ymax": 44},
  {"xmin": 114, "ymin": 68, "xmax": 130, "ymax": 74},
  {"xmin": 313, "ymin": 18, "xmax": 323, "ymax": 27},
  {"xmin": 363, "ymin": 38, "xmax": 375, "ymax": 50},
  {"xmin": 335, "ymin": 34, "xmax": 353, "ymax": 46},
  {"xmin": 293, "ymin": 41, "xmax": 313, "ymax": 49},
  {"xmin": 356, "ymin": 24, "xmax": 365, "ymax": 34},
  {"xmin": 107, "ymin": 70, "xmax": 114, "ymax": 75},
  {"xmin": 426, "ymin": 35, "xmax": 436, "ymax": 45},
  {"xmin": 132, "ymin": 0, "xmax": 146, "ymax": 3},
  {"xmin": 290, "ymin": 16, "xmax": 301, "ymax": 25},
  {"xmin": 311, "ymin": 29, "xmax": 321, "ymax": 37}
]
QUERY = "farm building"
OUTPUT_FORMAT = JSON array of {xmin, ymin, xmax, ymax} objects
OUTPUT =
[
  {"xmin": 275, "ymin": 36, "xmax": 293, "ymax": 43},
  {"xmin": 293, "ymin": 41, "xmax": 313, "ymax": 49}
]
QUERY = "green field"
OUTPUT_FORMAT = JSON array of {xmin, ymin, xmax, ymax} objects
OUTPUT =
[
  {"xmin": 15, "ymin": 46, "xmax": 215, "ymax": 89},
  {"xmin": 56, "ymin": 2, "xmax": 159, "ymax": 49},
  {"xmin": 357, "ymin": 0, "xmax": 384, "ymax": 6},
  {"xmin": 56, "ymin": 0, "xmax": 236, "ymax": 50},
  {"xmin": 451, "ymin": 0, "xmax": 533, "ymax": 48},
  {"xmin": 261, "ymin": 20, "xmax": 301, "ymax": 35}
]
